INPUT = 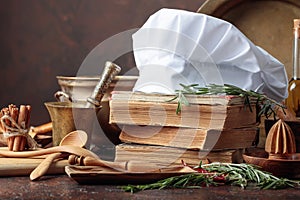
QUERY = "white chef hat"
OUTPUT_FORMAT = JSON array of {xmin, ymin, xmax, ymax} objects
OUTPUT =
[{"xmin": 132, "ymin": 8, "xmax": 288, "ymax": 102}]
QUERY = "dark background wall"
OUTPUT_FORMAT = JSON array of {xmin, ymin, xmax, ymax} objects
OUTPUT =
[{"xmin": 0, "ymin": 0, "xmax": 206, "ymax": 125}]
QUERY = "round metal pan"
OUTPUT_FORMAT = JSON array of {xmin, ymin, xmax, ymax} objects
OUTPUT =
[{"xmin": 198, "ymin": 0, "xmax": 300, "ymax": 79}]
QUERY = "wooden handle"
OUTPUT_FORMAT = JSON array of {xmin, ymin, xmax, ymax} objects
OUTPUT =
[
  {"xmin": 68, "ymin": 155, "xmax": 127, "ymax": 170},
  {"xmin": 54, "ymin": 91, "xmax": 72, "ymax": 102},
  {"xmin": 68, "ymin": 155, "xmax": 160, "ymax": 172},
  {"xmin": 30, "ymin": 152, "xmax": 64, "ymax": 181},
  {"xmin": 32, "ymin": 122, "xmax": 52, "ymax": 134},
  {"xmin": 29, "ymin": 122, "xmax": 52, "ymax": 138},
  {"xmin": 0, "ymin": 157, "xmax": 68, "ymax": 176},
  {"xmin": 0, "ymin": 145, "xmax": 98, "ymax": 159}
]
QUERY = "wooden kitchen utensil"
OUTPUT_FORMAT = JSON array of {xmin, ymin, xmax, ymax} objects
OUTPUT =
[
  {"xmin": 0, "ymin": 157, "xmax": 68, "ymax": 177},
  {"xmin": 243, "ymin": 119, "xmax": 300, "ymax": 178},
  {"xmin": 0, "ymin": 145, "xmax": 98, "ymax": 158},
  {"xmin": 68, "ymin": 155, "xmax": 163, "ymax": 172},
  {"xmin": 265, "ymin": 119, "xmax": 297, "ymax": 159},
  {"xmin": 86, "ymin": 61, "xmax": 121, "ymax": 108},
  {"xmin": 29, "ymin": 130, "xmax": 88, "ymax": 181},
  {"xmin": 28, "ymin": 122, "xmax": 52, "ymax": 139}
]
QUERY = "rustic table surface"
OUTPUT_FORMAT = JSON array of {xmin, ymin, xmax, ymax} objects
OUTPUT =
[{"xmin": 1, "ymin": 175, "xmax": 300, "ymax": 200}]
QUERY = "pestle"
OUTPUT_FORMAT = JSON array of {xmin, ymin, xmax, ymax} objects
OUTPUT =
[
  {"xmin": 44, "ymin": 61, "xmax": 121, "ymax": 147},
  {"xmin": 86, "ymin": 61, "xmax": 121, "ymax": 108}
]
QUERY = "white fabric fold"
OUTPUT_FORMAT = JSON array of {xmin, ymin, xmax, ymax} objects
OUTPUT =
[{"xmin": 132, "ymin": 8, "xmax": 288, "ymax": 102}]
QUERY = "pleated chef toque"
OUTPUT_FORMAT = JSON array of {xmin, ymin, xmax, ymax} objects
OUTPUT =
[{"xmin": 132, "ymin": 8, "xmax": 288, "ymax": 102}]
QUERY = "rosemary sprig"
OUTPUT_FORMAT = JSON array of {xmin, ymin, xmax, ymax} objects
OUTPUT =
[
  {"xmin": 169, "ymin": 83, "xmax": 286, "ymax": 119},
  {"xmin": 121, "ymin": 173, "xmax": 218, "ymax": 193},
  {"xmin": 121, "ymin": 162, "xmax": 300, "ymax": 193},
  {"xmin": 200, "ymin": 163, "xmax": 299, "ymax": 190}
]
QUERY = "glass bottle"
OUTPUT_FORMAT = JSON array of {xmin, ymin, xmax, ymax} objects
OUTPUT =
[{"xmin": 286, "ymin": 19, "xmax": 300, "ymax": 117}]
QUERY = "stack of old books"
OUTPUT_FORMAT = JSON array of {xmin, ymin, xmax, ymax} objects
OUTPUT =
[{"xmin": 109, "ymin": 91, "xmax": 258, "ymax": 167}]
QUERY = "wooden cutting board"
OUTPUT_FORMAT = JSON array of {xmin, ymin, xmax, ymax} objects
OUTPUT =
[{"xmin": 0, "ymin": 148, "xmax": 68, "ymax": 177}]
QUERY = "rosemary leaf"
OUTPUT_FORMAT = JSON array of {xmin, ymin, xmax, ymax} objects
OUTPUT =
[{"xmin": 170, "ymin": 84, "xmax": 286, "ymax": 119}]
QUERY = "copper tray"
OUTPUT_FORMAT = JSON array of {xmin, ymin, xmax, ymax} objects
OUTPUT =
[
  {"xmin": 65, "ymin": 165, "xmax": 194, "ymax": 185},
  {"xmin": 197, "ymin": 0, "xmax": 300, "ymax": 80}
]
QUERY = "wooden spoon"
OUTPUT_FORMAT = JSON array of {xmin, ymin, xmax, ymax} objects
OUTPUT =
[
  {"xmin": 0, "ymin": 145, "xmax": 98, "ymax": 158},
  {"xmin": 29, "ymin": 130, "xmax": 88, "ymax": 181}
]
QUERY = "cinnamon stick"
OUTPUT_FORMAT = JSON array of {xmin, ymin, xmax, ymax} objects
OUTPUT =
[
  {"xmin": 1, "ymin": 104, "xmax": 32, "ymax": 151},
  {"xmin": 20, "ymin": 105, "xmax": 31, "ymax": 150},
  {"xmin": 1, "ymin": 108, "xmax": 10, "ymax": 132},
  {"xmin": 2, "ymin": 108, "xmax": 11, "ymax": 139},
  {"xmin": 13, "ymin": 105, "xmax": 27, "ymax": 151},
  {"xmin": 25, "ymin": 105, "xmax": 31, "ymax": 128},
  {"xmin": 8, "ymin": 106, "xmax": 18, "ymax": 151},
  {"xmin": 0, "ymin": 110, "xmax": 3, "ymax": 132},
  {"xmin": 19, "ymin": 135, "xmax": 26, "ymax": 151},
  {"xmin": 1, "ymin": 107, "xmax": 13, "ymax": 150}
]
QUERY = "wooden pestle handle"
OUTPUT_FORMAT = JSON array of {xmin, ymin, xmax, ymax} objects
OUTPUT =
[
  {"xmin": 29, "ymin": 122, "xmax": 52, "ymax": 138},
  {"xmin": 0, "ymin": 145, "xmax": 98, "ymax": 159},
  {"xmin": 31, "ymin": 122, "xmax": 52, "ymax": 134},
  {"xmin": 68, "ymin": 155, "xmax": 160, "ymax": 172}
]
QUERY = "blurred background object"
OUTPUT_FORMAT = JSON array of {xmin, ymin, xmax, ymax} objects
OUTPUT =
[
  {"xmin": 1, "ymin": 0, "xmax": 298, "ymax": 126},
  {"xmin": 198, "ymin": 0, "xmax": 300, "ymax": 80},
  {"xmin": 0, "ymin": 0, "xmax": 205, "ymax": 125}
]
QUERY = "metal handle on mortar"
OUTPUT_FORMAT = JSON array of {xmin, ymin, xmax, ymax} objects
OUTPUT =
[
  {"xmin": 86, "ymin": 61, "xmax": 121, "ymax": 108},
  {"xmin": 54, "ymin": 91, "xmax": 72, "ymax": 102}
]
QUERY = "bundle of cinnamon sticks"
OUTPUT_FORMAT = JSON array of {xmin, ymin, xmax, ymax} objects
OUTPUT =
[{"xmin": 0, "ymin": 104, "xmax": 31, "ymax": 151}]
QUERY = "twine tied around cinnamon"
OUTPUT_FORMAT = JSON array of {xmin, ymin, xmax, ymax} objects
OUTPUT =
[{"xmin": 1, "ymin": 114, "xmax": 38, "ymax": 150}]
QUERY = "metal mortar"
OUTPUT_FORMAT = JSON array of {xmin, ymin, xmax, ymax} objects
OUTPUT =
[{"xmin": 45, "ymin": 101, "xmax": 98, "ymax": 147}]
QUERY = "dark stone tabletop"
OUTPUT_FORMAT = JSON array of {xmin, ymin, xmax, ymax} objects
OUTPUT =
[{"xmin": 0, "ymin": 175, "xmax": 300, "ymax": 200}]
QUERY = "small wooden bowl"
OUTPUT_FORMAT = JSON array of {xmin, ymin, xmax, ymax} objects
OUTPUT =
[{"xmin": 243, "ymin": 149, "xmax": 300, "ymax": 179}]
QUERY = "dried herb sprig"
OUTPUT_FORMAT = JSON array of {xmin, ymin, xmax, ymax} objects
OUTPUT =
[
  {"xmin": 200, "ymin": 162, "xmax": 299, "ymax": 190},
  {"xmin": 169, "ymin": 83, "xmax": 286, "ymax": 119},
  {"xmin": 121, "ymin": 162, "xmax": 300, "ymax": 193},
  {"xmin": 121, "ymin": 173, "xmax": 218, "ymax": 193}
]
